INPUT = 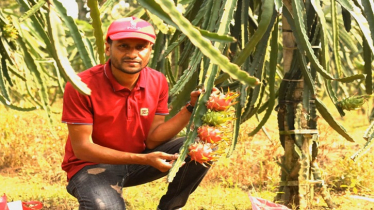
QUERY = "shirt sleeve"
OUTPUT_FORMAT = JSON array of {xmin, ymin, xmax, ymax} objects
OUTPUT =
[
  {"xmin": 155, "ymin": 75, "xmax": 169, "ymax": 115},
  {"xmin": 61, "ymin": 82, "xmax": 93, "ymax": 124}
]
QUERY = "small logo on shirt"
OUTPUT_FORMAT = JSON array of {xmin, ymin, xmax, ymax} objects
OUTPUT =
[{"xmin": 140, "ymin": 108, "xmax": 149, "ymax": 116}]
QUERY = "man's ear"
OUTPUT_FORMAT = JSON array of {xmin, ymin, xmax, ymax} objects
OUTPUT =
[{"xmin": 105, "ymin": 42, "xmax": 111, "ymax": 56}]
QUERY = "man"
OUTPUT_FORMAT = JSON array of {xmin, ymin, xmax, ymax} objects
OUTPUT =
[{"xmin": 61, "ymin": 17, "xmax": 210, "ymax": 210}]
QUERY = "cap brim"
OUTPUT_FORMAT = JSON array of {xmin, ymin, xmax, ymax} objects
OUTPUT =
[{"xmin": 109, "ymin": 32, "xmax": 155, "ymax": 44}]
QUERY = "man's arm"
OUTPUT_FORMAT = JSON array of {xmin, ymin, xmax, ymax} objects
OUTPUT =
[
  {"xmin": 68, "ymin": 124, "xmax": 178, "ymax": 172},
  {"xmin": 145, "ymin": 90, "xmax": 201, "ymax": 149},
  {"xmin": 145, "ymin": 107, "xmax": 191, "ymax": 149}
]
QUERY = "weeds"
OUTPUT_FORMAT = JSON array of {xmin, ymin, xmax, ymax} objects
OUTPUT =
[{"xmin": 1, "ymin": 100, "xmax": 374, "ymax": 209}]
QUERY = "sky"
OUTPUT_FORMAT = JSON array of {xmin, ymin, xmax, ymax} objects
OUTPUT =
[
  {"xmin": 57, "ymin": 0, "xmax": 131, "ymax": 20},
  {"xmin": 59, "ymin": 0, "xmax": 78, "ymax": 19}
]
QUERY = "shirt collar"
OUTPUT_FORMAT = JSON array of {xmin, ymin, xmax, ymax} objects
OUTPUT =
[{"xmin": 104, "ymin": 60, "xmax": 147, "ymax": 92}]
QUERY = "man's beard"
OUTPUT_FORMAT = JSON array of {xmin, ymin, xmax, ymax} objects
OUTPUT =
[
  {"xmin": 115, "ymin": 64, "xmax": 143, "ymax": 75},
  {"xmin": 112, "ymin": 58, "xmax": 145, "ymax": 74}
]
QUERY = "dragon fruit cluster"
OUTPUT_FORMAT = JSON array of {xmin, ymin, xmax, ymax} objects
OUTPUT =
[{"xmin": 188, "ymin": 89, "xmax": 239, "ymax": 166}]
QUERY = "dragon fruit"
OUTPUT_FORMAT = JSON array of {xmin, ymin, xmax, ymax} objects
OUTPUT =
[
  {"xmin": 188, "ymin": 142, "xmax": 214, "ymax": 165},
  {"xmin": 202, "ymin": 110, "xmax": 234, "ymax": 126},
  {"xmin": 197, "ymin": 125, "xmax": 224, "ymax": 143},
  {"xmin": 206, "ymin": 90, "xmax": 239, "ymax": 111},
  {"xmin": 187, "ymin": 89, "xmax": 239, "ymax": 167}
]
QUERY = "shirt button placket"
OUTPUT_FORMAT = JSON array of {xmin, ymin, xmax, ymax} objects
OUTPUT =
[
  {"xmin": 123, "ymin": 92, "xmax": 130, "ymax": 120},
  {"xmin": 127, "ymin": 92, "xmax": 134, "ymax": 120}
]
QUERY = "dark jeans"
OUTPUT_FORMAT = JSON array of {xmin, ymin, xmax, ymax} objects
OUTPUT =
[{"xmin": 66, "ymin": 137, "xmax": 210, "ymax": 210}]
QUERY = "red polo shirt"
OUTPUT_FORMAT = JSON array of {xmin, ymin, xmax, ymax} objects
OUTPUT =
[{"xmin": 61, "ymin": 61, "xmax": 169, "ymax": 180}]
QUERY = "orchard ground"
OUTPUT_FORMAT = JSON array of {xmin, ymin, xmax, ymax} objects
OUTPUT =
[{"xmin": 1, "ymin": 99, "xmax": 374, "ymax": 210}]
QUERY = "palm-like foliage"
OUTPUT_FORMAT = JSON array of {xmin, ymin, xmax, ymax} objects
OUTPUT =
[{"xmin": 1, "ymin": 0, "xmax": 373, "ymax": 207}]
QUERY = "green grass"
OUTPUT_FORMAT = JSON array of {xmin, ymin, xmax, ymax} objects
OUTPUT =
[{"xmin": 1, "ymin": 100, "xmax": 374, "ymax": 209}]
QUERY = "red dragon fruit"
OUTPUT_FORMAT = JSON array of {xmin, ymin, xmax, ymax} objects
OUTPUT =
[
  {"xmin": 206, "ymin": 90, "xmax": 239, "ymax": 111},
  {"xmin": 188, "ymin": 142, "xmax": 214, "ymax": 165},
  {"xmin": 197, "ymin": 125, "xmax": 224, "ymax": 143},
  {"xmin": 187, "ymin": 89, "xmax": 240, "ymax": 167}
]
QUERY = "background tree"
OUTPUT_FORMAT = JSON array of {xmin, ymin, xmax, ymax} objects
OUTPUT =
[{"xmin": 0, "ymin": 0, "xmax": 373, "ymax": 208}]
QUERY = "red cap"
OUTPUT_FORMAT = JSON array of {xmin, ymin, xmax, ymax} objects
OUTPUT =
[{"xmin": 106, "ymin": 17, "xmax": 156, "ymax": 43}]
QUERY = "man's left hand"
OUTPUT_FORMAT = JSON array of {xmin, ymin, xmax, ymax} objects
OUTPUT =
[{"xmin": 189, "ymin": 89, "xmax": 201, "ymax": 107}]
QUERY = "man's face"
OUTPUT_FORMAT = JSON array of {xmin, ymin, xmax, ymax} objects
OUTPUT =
[{"xmin": 105, "ymin": 38, "xmax": 152, "ymax": 75}]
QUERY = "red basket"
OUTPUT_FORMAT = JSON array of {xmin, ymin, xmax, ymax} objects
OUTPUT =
[
  {"xmin": 0, "ymin": 194, "xmax": 43, "ymax": 210},
  {"xmin": 22, "ymin": 201, "xmax": 43, "ymax": 210}
]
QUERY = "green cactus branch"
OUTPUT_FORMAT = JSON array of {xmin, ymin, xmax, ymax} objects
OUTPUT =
[
  {"xmin": 52, "ymin": 0, "xmax": 96, "ymax": 69},
  {"xmin": 151, "ymin": 0, "xmax": 260, "ymax": 88},
  {"xmin": 284, "ymin": 3, "xmax": 366, "ymax": 82},
  {"xmin": 315, "ymin": 98, "xmax": 355, "ymax": 142},
  {"xmin": 248, "ymin": 17, "xmax": 279, "ymax": 137},
  {"xmin": 19, "ymin": 0, "xmax": 47, "ymax": 22},
  {"xmin": 47, "ymin": 5, "xmax": 91, "ymax": 96},
  {"xmin": 337, "ymin": 0, "xmax": 374, "ymax": 55},
  {"xmin": 331, "ymin": 0, "xmax": 343, "ymax": 77},
  {"xmin": 87, "ymin": 0, "xmax": 105, "ymax": 64},
  {"xmin": 215, "ymin": 0, "xmax": 276, "ymax": 84},
  {"xmin": 168, "ymin": 0, "xmax": 241, "ymax": 182},
  {"xmin": 137, "ymin": 0, "xmax": 236, "ymax": 43},
  {"xmin": 0, "ymin": 94, "xmax": 37, "ymax": 111}
]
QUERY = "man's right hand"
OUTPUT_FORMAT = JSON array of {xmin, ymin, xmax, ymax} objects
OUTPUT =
[{"xmin": 146, "ymin": 152, "xmax": 182, "ymax": 172}]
